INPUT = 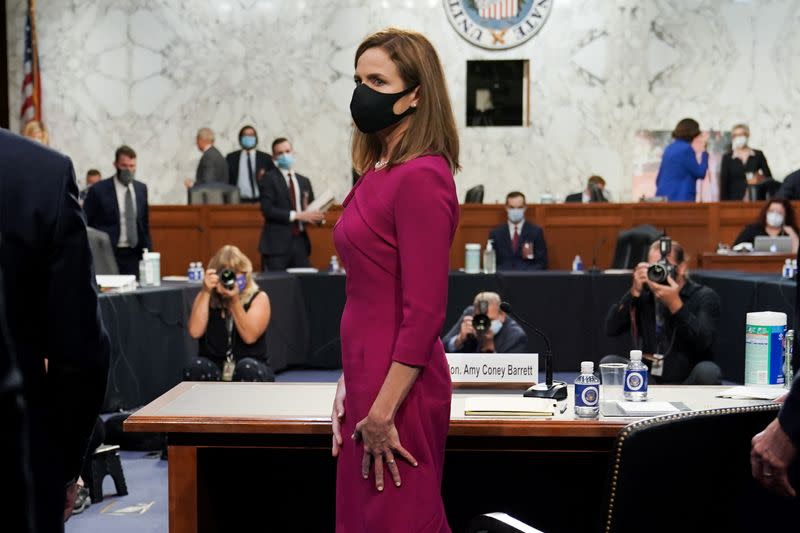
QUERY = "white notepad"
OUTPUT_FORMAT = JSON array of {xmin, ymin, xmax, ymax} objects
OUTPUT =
[
  {"xmin": 464, "ymin": 397, "xmax": 557, "ymax": 417},
  {"xmin": 717, "ymin": 386, "xmax": 786, "ymax": 401},
  {"xmin": 615, "ymin": 401, "xmax": 679, "ymax": 416}
]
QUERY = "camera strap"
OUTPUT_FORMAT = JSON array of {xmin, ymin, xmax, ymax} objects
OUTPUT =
[{"xmin": 221, "ymin": 314, "xmax": 235, "ymax": 382}]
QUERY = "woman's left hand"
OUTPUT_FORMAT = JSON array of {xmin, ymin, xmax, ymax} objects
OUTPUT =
[
  {"xmin": 216, "ymin": 283, "xmax": 239, "ymax": 303},
  {"xmin": 353, "ymin": 412, "xmax": 418, "ymax": 492}
]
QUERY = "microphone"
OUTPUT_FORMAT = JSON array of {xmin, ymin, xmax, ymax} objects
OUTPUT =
[
  {"xmin": 589, "ymin": 237, "xmax": 607, "ymax": 274},
  {"xmin": 500, "ymin": 301, "xmax": 567, "ymax": 400}
]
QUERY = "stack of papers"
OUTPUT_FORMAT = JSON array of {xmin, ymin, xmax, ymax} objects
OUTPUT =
[
  {"xmin": 464, "ymin": 397, "xmax": 557, "ymax": 417},
  {"xmin": 96, "ymin": 275, "xmax": 137, "ymax": 292},
  {"xmin": 306, "ymin": 190, "xmax": 336, "ymax": 213},
  {"xmin": 615, "ymin": 401, "xmax": 679, "ymax": 416},
  {"xmin": 717, "ymin": 386, "xmax": 786, "ymax": 400}
]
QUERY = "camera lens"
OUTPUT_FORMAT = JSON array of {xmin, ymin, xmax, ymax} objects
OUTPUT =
[
  {"xmin": 219, "ymin": 268, "xmax": 236, "ymax": 290},
  {"xmin": 647, "ymin": 263, "xmax": 667, "ymax": 284}
]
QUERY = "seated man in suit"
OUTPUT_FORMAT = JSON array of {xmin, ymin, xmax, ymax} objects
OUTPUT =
[
  {"xmin": 442, "ymin": 292, "xmax": 528, "ymax": 353},
  {"xmin": 83, "ymin": 145, "xmax": 152, "ymax": 276},
  {"xmin": 259, "ymin": 137, "xmax": 324, "ymax": 270},
  {"xmin": 184, "ymin": 127, "xmax": 229, "ymax": 189},
  {"xmin": 489, "ymin": 191, "xmax": 548, "ymax": 271},
  {"xmin": 565, "ymin": 175, "xmax": 609, "ymax": 203},
  {"xmin": 226, "ymin": 125, "xmax": 275, "ymax": 203}
]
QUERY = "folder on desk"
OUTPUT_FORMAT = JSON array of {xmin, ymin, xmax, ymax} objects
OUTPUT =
[{"xmin": 464, "ymin": 397, "xmax": 557, "ymax": 417}]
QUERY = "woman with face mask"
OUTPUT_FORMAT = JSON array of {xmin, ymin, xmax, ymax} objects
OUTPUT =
[
  {"xmin": 331, "ymin": 28, "xmax": 459, "ymax": 533},
  {"xmin": 733, "ymin": 199, "xmax": 799, "ymax": 252},
  {"xmin": 185, "ymin": 245, "xmax": 274, "ymax": 382},
  {"xmin": 719, "ymin": 123, "xmax": 772, "ymax": 201}
]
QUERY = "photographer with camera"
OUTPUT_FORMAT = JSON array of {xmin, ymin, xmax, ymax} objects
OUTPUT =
[
  {"xmin": 603, "ymin": 238, "xmax": 722, "ymax": 384},
  {"xmin": 442, "ymin": 292, "xmax": 528, "ymax": 354},
  {"xmin": 185, "ymin": 245, "xmax": 274, "ymax": 382}
]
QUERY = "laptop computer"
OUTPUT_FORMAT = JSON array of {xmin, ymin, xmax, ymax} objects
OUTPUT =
[{"xmin": 753, "ymin": 235, "xmax": 793, "ymax": 253}]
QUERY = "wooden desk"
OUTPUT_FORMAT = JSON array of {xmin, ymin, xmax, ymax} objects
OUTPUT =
[
  {"xmin": 126, "ymin": 382, "xmax": 767, "ymax": 533},
  {"xmin": 700, "ymin": 252, "xmax": 793, "ymax": 273}
]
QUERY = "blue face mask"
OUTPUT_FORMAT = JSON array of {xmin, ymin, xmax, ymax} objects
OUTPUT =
[
  {"xmin": 235, "ymin": 274, "xmax": 247, "ymax": 292},
  {"xmin": 490, "ymin": 319, "xmax": 503, "ymax": 335},
  {"xmin": 276, "ymin": 153, "xmax": 294, "ymax": 170},
  {"xmin": 240, "ymin": 135, "xmax": 257, "ymax": 150}
]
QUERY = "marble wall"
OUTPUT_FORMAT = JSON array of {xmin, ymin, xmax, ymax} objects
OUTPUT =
[{"xmin": 6, "ymin": 0, "xmax": 800, "ymax": 204}]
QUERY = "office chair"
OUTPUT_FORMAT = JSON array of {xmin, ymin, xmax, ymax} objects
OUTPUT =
[
  {"xmin": 465, "ymin": 185, "xmax": 485, "ymax": 204},
  {"xmin": 610, "ymin": 224, "xmax": 663, "ymax": 269},
  {"xmin": 189, "ymin": 183, "xmax": 241, "ymax": 205},
  {"xmin": 86, "ymin": 227, "xmax": 120, "ymax": 275},
  {"xmin": 469, "ymin": 403, "xmax": 794, "ymax": 533}
]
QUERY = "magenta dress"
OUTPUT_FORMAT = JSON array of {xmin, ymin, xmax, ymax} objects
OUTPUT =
[{"xmin": 333, "ymin": 154, "xmax": 459, "ymax": 532}]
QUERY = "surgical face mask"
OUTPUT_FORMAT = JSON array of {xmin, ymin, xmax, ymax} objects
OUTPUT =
[
  {"xmin": 276, "ymin": 153, "xmax": 294, "ymax": 170},
  {"xmin": 766, "ymin": 211, "xmax": 784, "ymax": 228},
  {"xmin": 240, "ymin": 135, "xmax": 257, "ymax": 150},
  {"xmin": 490, "ymin": 319, "xmax": 503, "ymax": 335},
  {"xmin": 732, "ymin": 135, "xmax": 748, "ymax": 150},
  {"xmin": 235, "ymin": 274, "xmax": 247, "ymax": 292},
  {"xmin": 117, "ymin": 168, "xmax": 134, "ymax": 186},
  {"xmin": 507, "ymin": 207, "xmax": 526, "ymax": 224},
  {"xmin": 350, "ymin": 83, "xmax": 418, "ymax": 134}
]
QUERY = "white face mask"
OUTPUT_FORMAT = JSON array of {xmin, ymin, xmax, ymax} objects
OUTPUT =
[
  {"xmin": 507, "ymin": 207, "xmax": 526, "ymax": 224},
  {"xmin": 766, "ymin": 211, "xmax": 784, "ymax": 228},
  {"xmin": 732, "ymin": 135, "xmax": 748, "ymax": 150},
  {"xmin": 490, "ymin": 319, "xmax": 503, "ymax": 335}
]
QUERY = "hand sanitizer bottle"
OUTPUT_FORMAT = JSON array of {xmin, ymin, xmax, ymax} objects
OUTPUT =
[{"xmin": 483, "ymin": 239, "xmax": 496, "ymax": 274}]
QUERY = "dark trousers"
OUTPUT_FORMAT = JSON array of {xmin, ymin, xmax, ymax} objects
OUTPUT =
[
  {"xmin": 262, "ymin": 234, "xmax": 311, "ymax": 271},
  {"xmin": 114, "ymin": 247, "xmax": 142, "ymax": 277},
  {"xmin": 184, "ymin": 356, "xmax": 275, "ymax": 382}
]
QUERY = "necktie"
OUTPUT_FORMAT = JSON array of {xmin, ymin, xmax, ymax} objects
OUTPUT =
[
  {"xmin": 247, "ymin": 152, "xmax": 257, "ymax": 198},
  {"xmin": 288, "ymin": 174, "xmax": 300, "ymax": 236},
  {"xmin": 512, "ymin": 225, "xmax": 519, "ymax": 252},
  {"xmin": 125, "ymin": 186, "xmax": 138, "ymax": 248}
]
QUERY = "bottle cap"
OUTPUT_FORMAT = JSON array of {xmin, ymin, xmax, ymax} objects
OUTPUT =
[
  {"xmin": 486, "ymin": 240, "xmax": 493, "ymax": 251},
  {"xmin": 581, "ymin": 361, "xmax": 594, "ymax": 373},
  {"xmin": 630, "ymin": 350, "xmax": 643, "ymax": 361}
]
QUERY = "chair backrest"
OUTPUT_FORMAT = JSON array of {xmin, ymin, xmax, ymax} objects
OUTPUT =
[
  {"xmin": 189, "ymin": 183, "xmax": 240, "ymax": 205},
  {"xmin": 465, "ymin": 185, "xmax": 485, "ymax": 204},
  {"xmin": 610, "ymin": 224, "xmax": 663, "ymax": 269},
  {"xmin": 86, "ymin": 227, "xmax": 119, "ymax": 275},
  {"xmin": 604, "ymin": 404, "xmax": 796, "ymax": 533}
]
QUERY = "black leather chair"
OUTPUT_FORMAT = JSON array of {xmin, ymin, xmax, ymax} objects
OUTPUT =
[
  {"xmin": 189, "ymin": 183, "xmax": 240, "ymax": 205},
  {"xmin": 86, "ymin": 227, "xmax": 119, "ymax": 275},
  {"xmin": 610, "ymin": 224, "xmax": 663, "ymax": 269},
  {"xmin": 465, "ymin": 185, "xmax": 485, "ymax": 204},
  {"xmin": 469, "ymin": 403, "xmax": 798, "ymax": 533}
]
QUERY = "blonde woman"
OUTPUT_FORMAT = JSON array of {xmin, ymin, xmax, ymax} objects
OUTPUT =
[
  {"xmin": 186, "ymin": 245, "xmax": 273, "ymax": 381},
  {"xmin": 22, "ymin": 120, "xmax": 49, "ymax": 145}
]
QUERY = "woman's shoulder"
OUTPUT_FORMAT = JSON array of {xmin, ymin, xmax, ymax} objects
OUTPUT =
[{"xmin": 391, "ymin": 154, "xmax": 454, "ymax": 187}]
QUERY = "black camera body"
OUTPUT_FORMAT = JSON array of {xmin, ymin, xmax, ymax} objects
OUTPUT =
[
  {"xmin": 646, "ymin": 237, "xmax": 675, "ymax": 285},
  {"xmin": 219, "ymin": 268, "xmax": 237, "ymax": 291},
  {"xmin": 471, "ymin": 299, "xmax": 492, "ymax": 336}
]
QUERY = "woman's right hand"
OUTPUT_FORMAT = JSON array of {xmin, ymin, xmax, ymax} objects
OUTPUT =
[
  {"xmin": 203, "ymin": 269, "xmax": 218, "ymax": 294},
  {"xmin": 332, "ymin": 375, "xmax": 346, "ymax": 457}
]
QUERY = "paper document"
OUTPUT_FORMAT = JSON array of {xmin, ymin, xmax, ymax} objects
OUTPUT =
[
  {"xmin": 305, "ymin": 190, "xmax": 335, "ymax": 213},
  {"xmin": 616, "ymin": 401, "xmax": 679, "ymax": 416},
  {"xmin": 717, "ymin": 386, "xmax": 786, "ymax": 401},
  {"xmin": 96, "ymin": 275, "xmax": 136, "ymax": 292},
  {"xmin": 464, "ymin": 396, "xmax": 557, "ymax": 417}
]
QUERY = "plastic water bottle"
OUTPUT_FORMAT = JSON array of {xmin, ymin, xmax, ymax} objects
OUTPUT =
[
  {"xmin": 793, "ymin": 259, "xmax": 798, "ymax": 279},
  {"xmin": 329, "ymin": 256, "xmax": 340, "ymax": 273},
  {"xmin": 483, "ymin": 239, "xmax": 496, "ymax": 274},
  {"xmin": 782, "ymin": 259, "xmax": 792, "ymax": 279},
  {"xmin": 196, "ymin": 262, "xmax": 204, "ymax": 281},
  {"xmin": 574, "ymin": 361, "xmax": 600, "ymax": 418},
  {"xmin": 624, "ymin": 350, "xmax": 649, "ymax": 401},
  {"xmin": 187, "ymin": 263, "xmax": 195, "ymax": 281},
  {"xmin": 572, "ymin": 255, "xmax": 584, "ymax": 273}
]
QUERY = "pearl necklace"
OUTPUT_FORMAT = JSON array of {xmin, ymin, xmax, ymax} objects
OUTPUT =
[{"xmin": 374, "ymin": 159, "xmax": 388, "ymax": 169}]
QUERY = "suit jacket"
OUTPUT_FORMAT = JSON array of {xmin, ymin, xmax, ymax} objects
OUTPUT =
[
  {"xmin": 442, "ymin": 306, "xmax": 528, "ymax": 353},
  {"xmin": 489, "ymin": 221, "xmax": 548, "ymax": 271},
  {"xmin": 0, "ymin": 130, "xmax": 110, "ymax": 532},
  {"xmin": 564, "ymin": 192, "xmax": 583, "ymax": 203},
  {"xmin": 83, "ymin": 176, "xmax": 152, "ymax": 251},
  {"xmin": 196, "ymin": 145, "xmax": 229, "ymax": 185},
  {"xmin": 225, "ymin": 149, "xmax": 275, "ymax": 191},
  {"xmin": 776, "ymin": 168, "xmax": 800, "ymax": 201},
  {"xmin": 259, "ymin": 168, "xmax": 315, "ymax": 256}
]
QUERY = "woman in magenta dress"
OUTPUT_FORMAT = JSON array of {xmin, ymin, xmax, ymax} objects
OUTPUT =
[{"xmin": 331, "ymin": 29, "xmax": 460, "ymax": 532}]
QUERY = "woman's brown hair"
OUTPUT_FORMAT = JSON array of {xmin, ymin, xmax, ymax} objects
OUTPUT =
[
  {"xmin": 351, "ymin": 28, "xmax": 460, "ymax": 174},
  {"xmin": 757, "ymin": 199, "xmax": 799, "ymax": 233},
  {"xmin": 672, "ymin": 118, "xmax": 701, "ymax": 142}
]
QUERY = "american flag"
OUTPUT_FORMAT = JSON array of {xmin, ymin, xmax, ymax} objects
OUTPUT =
[
  {"xmin": 478, "ymin": 0, "xmax": 519, "ymax": 20},
  {"xmin": 20, "ymin": 0, "xmax": 42, "ymax": 126}
]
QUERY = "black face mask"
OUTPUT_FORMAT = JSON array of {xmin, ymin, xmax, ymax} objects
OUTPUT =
[
  {"xmin": 350, "ymin": 83, "xmax": 418, "ymax": 134},
  {"xmin": 117, "ymin": 168, "xmax": 134, "ymax": 186}
]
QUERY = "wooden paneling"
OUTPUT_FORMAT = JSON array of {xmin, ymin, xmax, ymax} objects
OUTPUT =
[
  {"xmin": 149, "ymin": 202, "xmax": 793, "ymax": 275},
  {"xmin": 700, "ymin": 252, "xmax": 793, "ymax": 273}
]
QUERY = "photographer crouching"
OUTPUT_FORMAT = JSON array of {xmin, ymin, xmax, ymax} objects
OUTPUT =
[
  {"xmin": 185, "ymin": 245, "xmax": 275, "ymax": 382},
  {"xmin": 442, "ymin": 292, "xmax": 528, "ymax": 353},
  {"xmin": 603, "ymin": 238, "xmax": 722, "ymax": 384}
]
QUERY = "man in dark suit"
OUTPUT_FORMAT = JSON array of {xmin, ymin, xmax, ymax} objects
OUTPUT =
[
  {"xmin": 489, "ymin": 191, "xmax": 548, "ymax": 271},
  {"xmin": 776, "ymin": 168, "xmax": 800, "ymax": 200},
  {"xmin": 259, "ymin": 137, "xmax": 325, "ymax": 270},
  {"xmin": 83, "ymin": 145, "xmax": 152, "ymax": 276},
  {"xmin": 565, "ymin": 175, "xmax": 609, "ymax": 203},
  {"xmin": 226, "ymin": 125, "xmax": 275, "ymax": 203},
  {"xmin": 0, "ymin": 130, "xmax": 110, "ymax": 532},
  {"xmin": 442, "ymin": 292, "xmax": 528, "ymax": 353},
  {"xmin": 190, "ymin": 127, "xmax": 229, "ymax": 187}
]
